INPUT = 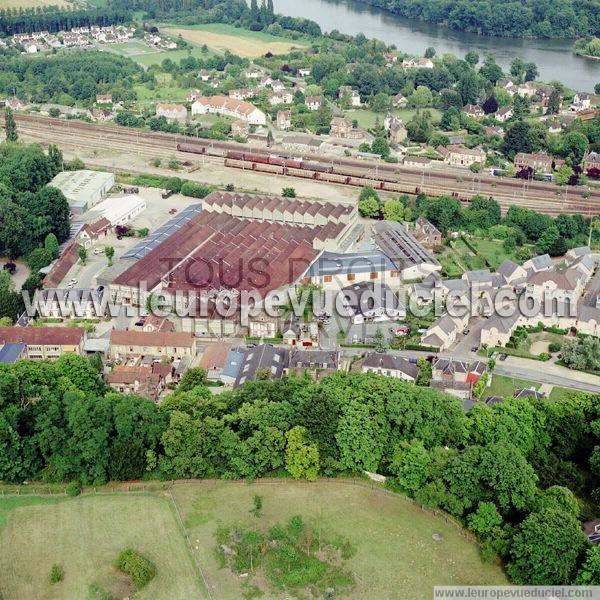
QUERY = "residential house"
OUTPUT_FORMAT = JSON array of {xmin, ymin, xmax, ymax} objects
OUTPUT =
[
  {"xmin": 109, "ymin": 330, "xmax": 196, "ymax": 360},
  {"xmin": 198, "ymin": 69, "xmax": 211, "ymax": 81},
  {"xmin": 494, "ymin": 106, "xmax": 513, "ymax": 122},
  {"xmin": 584, "ymin": 151, "xmax": 600, "ymax": 173},
  {"xmin": 0, "ymin": 342, "xmax": 26, "ymax": 364},
  {"xmin": 192, "ymin": 96, "xmax": 266, "ymax": 125},
  {"xmin": 305, "ymin": 96, "xmax": 323, "ymax": 111},
  {"xmin": 231, "ymin": 119, "xmax": 250, "ymax": 138},
  {"xmin": 330, "ymin": 116, "xmax": 365, "ymax": 140},
  {"xmin": 155, "ymin": 103, "xmax": 187, "ymax": 121},
  {"xmin": 0, "ymin": 327, "xmax": 86, "ymax": 360},
  {"xmin": 287, "ymin": 349, "xmax": 339, "ymax": 379},
  {"xmin": 571, "ymin": 92, "xmax": 591, "ymax": 111},
  {"xmin": 393, "ymin": 93, "xmax": 408, "ymax": 108},
  {"xmin": 106, "ymin": 364, "xmax": 172, "ymax": 401},
  {"xmin": 414, "ymin": 217, "xmax": 442, "ymax": 249},
  {"xmin": 233, "ymin": 344, "xmax": 289, "ymax": 388},
  {"xmin": 420, "ymin": 312, "xmax": 469, "ymax": 351},
  {"xmin": 248, "ymin": 313, "xmax": 279, "ymax": 339},
  {"xmin": 339, "ymin": 86, "xmax": 361, "ymax": 107},
  {"xmin": 359, "ymin": 353, "xmax": 419, "ymax": 382},
  {"xmin": 229, "ymin": 88, "xmax": 254, "ymax": 101},
  {"xmin": 269, "ymin": 90, "xmax": 293, "ymax": 105},
  {"xmin": 402, "ymin": 57, "xmax": 434, "ymax": 69},
  {"xmin": 298, "ymin": 67, "xmax": 311, "ymax": 77},
  {"xmin": 142, "ymin": 314, "xmax": 175, "ymax": 333},
  {"xmin": 464, "ymin": 104, "xmax": 484, "ymax": 119},
  {"xmin": 198, "ymin": 342, "xmax": 232, "ymax": 382},
  {"xmin": 444, "ymin": 145, "xmax": 486, "ymax": 168},
  {"xmin": 76, "ymin": 217, "xmax": 111, "ymax": 248},
  {"xmin": 514, "ymin": 152, "xmax": 553, "ymax": 174},
  {"xmin": 277, "ymin": 109, "xmax": 292, "ymax": 130}
]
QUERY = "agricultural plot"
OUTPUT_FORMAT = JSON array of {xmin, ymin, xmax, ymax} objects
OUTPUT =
[
  {"xmin": 0, "ymin": 0, "xmax": 71, "ymax": 7},
  {"xmin": 163, "ymin": 23, "xmax": 308, "ymax": 58}
]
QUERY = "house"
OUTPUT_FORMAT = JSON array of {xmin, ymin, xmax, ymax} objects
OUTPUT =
[
  {"xmin": 42, "ymin": 242, "xmax": 82, "ymax": 288},
  {"xmin": 514, "ymin": 152, "xmax": 553, "ymax": 174},
  {"xmin": 142, "ymin": 314, "xmax": 175, "ymax": 333},
  {"xmin": 494, "ymin": 106, "xmax": 513, "ymax": 122},
  {"xmin": 393, "ymin": 93, "xmax": 408, "ymax": 108},
  {"xmin": 384, "ymin": 116, "xmax": 407, "ymax": 144},
  {"xmin": 485, "ymin": 125, "xmax": 505, "ymax": 138},
  {"xmin": 96, "ymin": 93, "xmax": 112, "ymax": 104},
  {"xmin": 496, "ymin": 259, "xmax": 528, "ymax": 285},
  {"xmin": 444, "ymin": 145, "xmax": 486, "ymax": 168},
  {"xmin": 344, "ymin": 322, "xmax": 394, "ymax": 346},
  {"xmin": 276, "ymin": 109, "xmax": 292, "ymax": 130},
  {"xmin": 339, "ymin": 86, "xmax": 361, "ymax": 107},
  {"xmin": 109, "ymin": 330, "xmax": 196, "ymax": 360},
  {"xmin": 248, "ymin": 313, "xmax": 279, "ymax": 339},
  {"xmin": 577, "ymin": 108, "xmax": 598, "ymax": 122},
  {"xmin": 339, "ymin": 281, "xmax": 404, "ymax": 324},
  {"xmin": 514, "ymin": 387, "xmax": 547, "ymax": 400},
  {"xmin": 221, "ymin": 346, "xmax": 245, "ymax": 385},
  {"xmin": 269, "ymin": 90, "xmax": 293, "ymax": 105},
  {"xmin": 414, "ymin": 217, "xmax": 442, "ymax": 249},
  {"xmin": 229, "ymin": 88, "xmax": 254, "ymax": 101},
  {"xmin": 464, "ymin": 104, "xmax": 484, "ymax": 119},
  {"xmin": 192, "ymin": 96, "xmax": 266, "ymax": 125},
  {"xmin": 583, "ymin": 151, "xmax": 600, "ymax": 173},
  {"xmin": 231, "ymin": 119, "xmax": 250, "ymax": 138},
  {"xmin": 271, "ymin": 79, "xmax": 285, "ymax": 93},
  {"xmin": 359, "ymin": 353, "xmax": 419, "ymax": 382},
  {"xmin": 287, "ymin": 349, "xmax": 339, "ymax": 379},
  {"xmin": 76, "ymin": 217, "xmax": 111, "ymax": 248},
  {"xmin": 431, "ymin": 358, "xmax": 486, "ymax": 400},
  {"xmin": 305, "ymin": 96, "xmax": 323, "ymax": 111},
  {"xmin": 106, "ymin": 364, "xmax": 171, "ymax": 401},
  {"xmin": 198, "ymin": 343, "xmax": 232, "ymax": 381},
  {"xmin": 420, "ymin": 312, "xmax": 469, "ymax": 351},
  {"xmin": 243, "ymin": 68, "xmax": 261, "ymax": 79},
  {"xmin": 330, "ymin": 116, "xmax": 365, "ymax": 140},
  {"xmin": 155, "ymin": 103, "xmax": 187, "ymax": 121},
  {"xmin": 571, "ymin": 92, "xmax": 591, "ymax": 111},
  {"xmin": 403, "ymin": 57, "xmax": 434, "ymax": 69},
  {"xmin": 233, "ymin": 344, "xmax": 289, "ymax": 388},
  {"xmin": 298, "ymin": 67, "xmax": 311, "ymax": 77},
  {"xmin": 0, "ymin": 327, "xmax": 86, "ymax": 360},
  {"xmin": 258, "ymin": 75, "xmax": 273, "ymax": 88},
  {"xmin": 198, "ymin": 69, "xmax": 211, "ymax": 81},
  {"xmin": 403, "ymin": 156, "xmax": 431, "ymax": 168}
]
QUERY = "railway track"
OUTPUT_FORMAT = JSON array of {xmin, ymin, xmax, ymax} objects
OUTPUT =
[{"xmin": 9, "ymin": 113, "xmax": 600, "ymax": 216}]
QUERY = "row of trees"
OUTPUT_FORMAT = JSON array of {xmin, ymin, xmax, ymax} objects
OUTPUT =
[
  {"xmin": 354, "ymin": 0, "xmax": 599, "ymax": 38},
  {"xmin": 1, "ymin": 358, "xmax": 600, "ymax": 584}
]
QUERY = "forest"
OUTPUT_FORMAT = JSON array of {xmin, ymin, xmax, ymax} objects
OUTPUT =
[
  {"xmin": 352, "ymin": 0, "xmax": 600, "ymax": 38},
  {"xmin": 1, "ymin": 357, "xmax": 600, "ymax": 585}
]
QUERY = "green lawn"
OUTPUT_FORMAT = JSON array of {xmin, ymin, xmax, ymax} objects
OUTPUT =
[
  {"xmin": 486, "ymin": 374, "xmax": 540, "ymax": 398},
  {"xmin": 548, "ymin": 386, "xmax": 580, "ymax": 401},
  {"xmin": 0, "ymin": 494, "xmax": 206, "ymax": 600},
  {"xmin": 167, "ymin": 22, "xmax": 311, "ymax": 45},
  {"xmin": 133, "ymin": 46, "xmax": 217, "ymax": 68},
  {"xmin": 172, "ymin": 479, "xmax": 507, "ymax": 599},
  {"xmin": 471, "ymin": 239, "xmax": 513, "ymax": 269}
]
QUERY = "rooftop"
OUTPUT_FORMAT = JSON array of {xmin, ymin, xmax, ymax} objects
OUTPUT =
[{"xmin": 50, "ymin": 169, "xmax": 114, "ymax": 209}]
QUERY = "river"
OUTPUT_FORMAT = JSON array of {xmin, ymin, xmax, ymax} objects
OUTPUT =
[{"xmin": 273, "ymin": 0, "xmax": 600, "ymax": 92}]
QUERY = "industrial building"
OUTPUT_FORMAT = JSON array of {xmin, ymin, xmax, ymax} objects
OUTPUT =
[
  {"xmin": 87, "ymin": 194, "xmax": 147, "ymax": 226},
  {"xmin": 50, "ymin": 169, "xmax": 115, "ymax": 214}
]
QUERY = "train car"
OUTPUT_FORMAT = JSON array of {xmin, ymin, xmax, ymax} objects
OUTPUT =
[
  {"xmin": 286, "ymin": 166, "xmax": 318, "ymax": 180},
  {"xmin": 268, "ymin": 156, "xmax": 286, "ymax": 167},
  {"xmin": 247, "ymin": 154, "xmax": 270, "ymax": 165},
  {"xmin": 320, "ymin": 172, "xmax": 350, "ymax": 185},
  {"xmin": 302, "ymin": 161, "xmax": 333, "ymax": 174},
  {"xmin": 226, "ymin": 151, "xmax": 245, "ymax": 161},
  {"xmin": 177, "ymin": 143, "xmax": 207, "ymax": 155},
  {"xmin": 224, "ymin": 158, "xmax": 250, "ymax": 170},
  {"xmin": 253, "ymin": 162, "xmax": 285, "ymax": 175}
]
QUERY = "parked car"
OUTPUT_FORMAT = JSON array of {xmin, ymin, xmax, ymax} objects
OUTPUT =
[
  {"xmin": 162, "ymin": 189, "xmax": 174, "ymax": 199},
  {"xmin": 499, "ymin": 354, "xmax": 508, "ymax": 361}
]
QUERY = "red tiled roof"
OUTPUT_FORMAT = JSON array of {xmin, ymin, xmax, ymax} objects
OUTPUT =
[
  {"xmin": 110, "ymin": 329, "xmax": 194, "ymax": 348},
  {"xmin": 0, "ymin": 326, "xmax": 85, "ymax": 345},
  {"xmin": 43, "ymin": 243, "xmax": 81, "ymax": 288}
]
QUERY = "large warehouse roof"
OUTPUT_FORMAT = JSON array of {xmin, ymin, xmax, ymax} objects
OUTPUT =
[{"xmin": 50, "ymin": 170, "xmax": 114, "ymax": 211}]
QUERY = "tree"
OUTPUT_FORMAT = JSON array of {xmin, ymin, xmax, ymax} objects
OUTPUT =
[
  {"xmin": 524, "ymin": 62, "xmax": 538, "ymax": 82},
  {"xmin": 458, "ymin": 70, "xmax": 480, "ymax": 105},
  {"xmin": 382, "ymin": 199, "xmax": 404, "ymax": 222},
  {"xmin": 482, "ymin": 96, "xmax": 498, "ymax": 114},
  {"xmin": 282, "ymin": 187, "xmax": 296, "ymax": 198},
  {"xmin": 358, "ymin": 187, "xmax": 380, "ymax": 218},
  {"xmin": 4, "ymin": 107, "xmax": 18, "ymax": 142},
  {"xmin": 560, "ymin": 131, "xmax": 589, "ymax": 166},
  {"xmin": 44, "ymin": 233, "xmax": 59, "ymax": 260},
  {"xmin": 415, "ymin": 357, "xmax": 432, "ymax": 386},
  {"xmin": 576, "ymin": 547, "xmax": 600, "ymax": 584},
  {"xmin": 285, "ymin": 426, "xmax": 319, "ymax": 480},
  {"xmin": 465, "ymin": 51, "xmax": 479, "ymax": 68},
  {"xmin": 553, "ymin": 165, "xmax": 574, "ymax": 186},
  {"xmin": 391, "ymin": 439, "xmax": 430, "ymax": 492},
  {"xmin": 467, "ymin": 501, "xmax": 502, "ymax": 538},
  {"xmin": 440, "ymin": 107, "xmax": 461, "ymax": 131},
  {"xmin": 424, "ymin": 47, "xmax": 436, "ymax": 59},
  {"xmin": 508, "ymin": 507, "xmax": 586, "ymax": 584},
  {"xmin": 104, "ymin": 246, "xmax": 114, "ymax": 266},
  {"xmin": 504, "ymin": 121, "xmax": 546, "ymax": 157},
  {"xmin": 479, "ymin": 55, "xmax": 503, "ymax": 85},
  {"xmin": 373, "ymin": 328, "xmax": 389, "ymax": 353},
  {"xmin": 510, "ymin": 57, "xmax": 525, "ymax": 82},
  {"xmin": 78, "ymin": 247, "xmax": 87, "ymax": 264},
  {"xmin": 369, "ymin": 92, "xmax": 391, "ymax": 113},
  {"xmin": 595, "ymin": 83, "xmax": 600, "ymax": 96},
  {"xmin": 371, "ymin": 136, "xmax": 390, "ymax": 158},
  {"xmin": 178, "ymin": 368, "xmax": 207, "ymax": 392},
  {"xmin": 547, "ymin": 88, "xmax": 561, "ymax": 115}
]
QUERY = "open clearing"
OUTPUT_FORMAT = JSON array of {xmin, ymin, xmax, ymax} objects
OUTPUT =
[
  {"xmin": 173, "ymin": 479, "xmax": 507, "ymax": 599},
  {"xmin": 163, "ymin": 23, "xmax": 307, "ymax": 57},
  {"xmin": 0, "ymin": 480, "xmax": 506, "ymax": 599},
  {"xmin": 0, "ymin": 493, "xmax": 205, "ymax": 600}
]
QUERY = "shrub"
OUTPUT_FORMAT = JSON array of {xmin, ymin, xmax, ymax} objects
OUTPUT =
[
  {"xmin": 538, "ymin": 352, "xmax": 551, "ymax": 361},
  {"xmin": 549, "ymin": 342, "xmax": 562, "ymax": 353},
  {"xmin": 180, "ymin": 181, "xmax": 211, "ymax": 198},
  {"xmin": 49, "ymin": 564, "xmax": 64, "ymax": 584},
  {"xmin": 116, "ymin": 548, "xmax": 156, "ymax": 590},
  {"xmin": 66, "ymin": 482, "xmax": 82, "ymax": 497}
]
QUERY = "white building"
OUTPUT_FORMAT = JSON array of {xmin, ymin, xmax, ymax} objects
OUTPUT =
[
  {"xmin": 191, "ymin": 96, "xmax": 266, "ymax": 125},
  {"xmin": 50, "ymin": 170, "xmax": 115, "ymax": 214}
]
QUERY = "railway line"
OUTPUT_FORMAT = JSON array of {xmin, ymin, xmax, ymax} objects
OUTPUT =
[{"xmin": 9, "ymin": 113, "xmax": 600, "ymax": 216}]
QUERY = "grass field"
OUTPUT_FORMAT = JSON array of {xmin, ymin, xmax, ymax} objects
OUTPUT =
[
  {"xmin": 548, "ymin": 386, "xmax": 580, "ymax": 401},
  {"xmin": 0, "ymin": 480, "xmax": 506, "ymax": 599},
  {"xmin": 173, "ymin": 479, "xmax": 507, "ymax": 598},
  {"xmin": 486, "ymin": 374, "xmax": 540, "ymax": 398},
  {"xmin": 163, "ymin": 23, "xmax": 308, "ymax": 58},
  {"xmin": 0, "ymin": 493, "xmax": 205, "ymax": 599}
]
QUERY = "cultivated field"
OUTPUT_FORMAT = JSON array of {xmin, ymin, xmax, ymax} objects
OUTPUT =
[
  {"xmin": 173, "ymin": 479, "xmax": 508, "ymax": 599},
  {"xmin": 163, "ymin": 23, "xmax": 307, "ymax": 58},
  {"xmin": 0, "ymin": 0, "xmax": 71, "ymax": 7},
  {"xmin": 0, "ymin": 493, "xmax": 205, "ymax": 599}
]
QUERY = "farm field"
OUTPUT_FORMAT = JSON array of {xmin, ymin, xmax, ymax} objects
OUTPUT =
[
  {"xmin": 0, "ymin": 0, "xmax": 71, "ymax": 6},
  {"xmin": 163, "ymin": 23, "xmax": 308, "ymax": 58},
  {"xmin": 0, "ymin": 493, "xmax": 206, "ymax": 600},
  {"xmin": 172, "ymin": 479, "xmax": 507, "ymax": 599}
]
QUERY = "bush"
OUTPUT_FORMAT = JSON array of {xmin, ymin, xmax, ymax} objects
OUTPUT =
[
  {"xmin": 538, "ymin": 352, "xmax": 551, "ymax": 361},
  {"xmin": 180, "ymin": 181, "xmax": 212, "ymax": 198},
  {"xmin": 66, "ymin": 482, "xmax": 82, "ymax": 497},
  {"xmin": 49, "ymin": 564, "xmax": 64, "ymax": 584},
  {"xmin": 116, "ymin": 548, "xmax": 156, "ymax": 590},
  {"xmin": 549, "ymin": 342, "xmax": 562, "ymax": 353}
]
